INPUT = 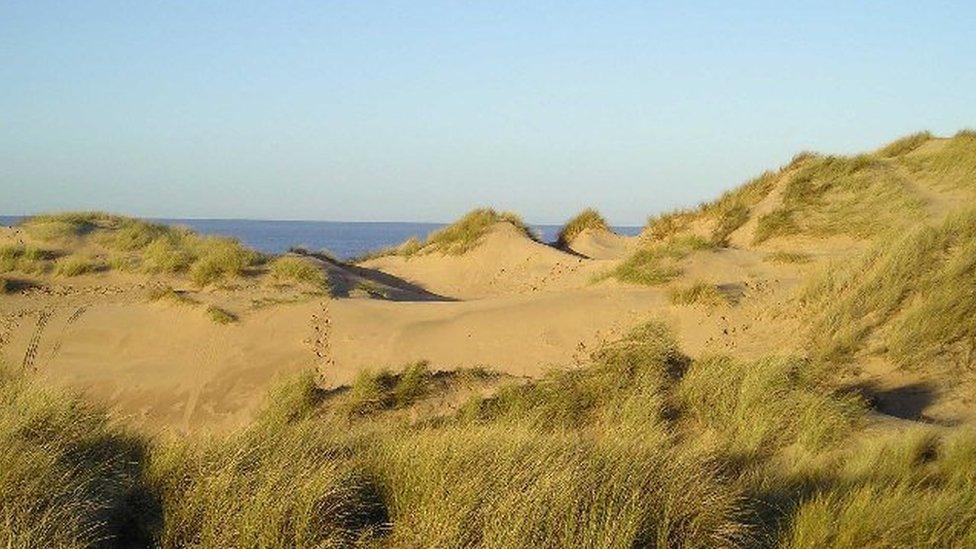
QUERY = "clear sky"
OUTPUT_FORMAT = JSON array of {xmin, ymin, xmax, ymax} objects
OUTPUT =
[{"xmin": 2, "ymin": 1, "xmax": 974, "ymax": 224}]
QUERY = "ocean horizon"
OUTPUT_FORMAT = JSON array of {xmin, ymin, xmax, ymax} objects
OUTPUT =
[{"xmin": 0, "ymin": 215, "xmax": 641, "ymax": 260}]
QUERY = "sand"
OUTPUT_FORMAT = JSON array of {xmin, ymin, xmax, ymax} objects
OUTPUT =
[{"xmin": 4, "ymin": 159, "xmax": 976, "ymax": 432}]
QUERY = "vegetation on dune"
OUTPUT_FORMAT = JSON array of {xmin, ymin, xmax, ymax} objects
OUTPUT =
[
  {"xmin": 421, "ymin": 208, "xmax": 536, "ymax": 255},
  {"xmin": 643, "ymin": 168, "xmax": 779, "ymax": 246},
  {"xmin": 783, "ymin": 428, "xmax": 976, "ymax": 547},
  {"xmin": 556, "ymin": 208, "xmax": 610, "ymax": 247},
  {"xmin": 268, "ymin": 255, "xmax": 328, "ymax": 288},
  {"xmin": 607, "ymin": 235, "xmax": 711, "ymax": 286},
  {"xmin": 54, "ymin": 254, "xmax": 100, "ymax": 277},
  {"xmin": 876, "ymin": 131, "xmax": 933, "ymax": 158},
  {"xmin": 900, "ymin": 129, "xmax": 976, "ymax": 192},
  {"xmin": 803, "ymin": 208, "xmax": 976, "ymax": 370},
  {"xmin": 360, "ymin": 208, "xmax": 535, "ymax": 259},
  {"xmin": 755, "ymin": 152, "xmax": 923, "ymax": 243},
  {"xmin": 669, "ymin": 281, "xmax": 728, "ymax": 307},
  {"xmin": 764, "ymin": 250, "xmax": 812, "ymax": 264},
  {"xmin": 0, "ymin": 365, "xmax": 148, "ymax": 548},
  {"xmin": 20, "ymin": 212, "xmax": 263, "ymax": 285},
  {"xmin": 205, "ymin": 305, "xmax": 237, "ymax": 324},
  {"xmin": 0, "ymin": 243, "xmax": 50, "ymax": 275},
  {"xmin": 4, "ymin": 318, "xmax": 976, "ymax": 547}
]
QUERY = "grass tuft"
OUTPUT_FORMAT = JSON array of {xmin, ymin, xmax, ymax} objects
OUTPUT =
[
  {"xmin": 764, "ymin": 250, "xmax": 812, "ymax": 264},
  {"xmin": 54, "ymin": 254, "xmax": 99, "ymax": 277},
  {"xmin": 877, "ymin": 131, "xmax": 933, "ymax": 157},
  {"xmin": 608, "ymin": 235, "xmax": 711, "ymax": 286},
  {"xmin": 269, "ymin": 255, "xmax": 327, "ymax": 287},
  {"xmin": 669, "ymin": 281, "xmax": 728, "ymax": 307},
  {"xmin": 423, "ymin": 208, "xmax": 536, "ymax": 255},
  {"xmin": 205, "ymin": 305, "xmax": 237, "ymax": 324},
  {"xmin": 556, "ymin": 208, "xmax": 610, "ymax": 247}
]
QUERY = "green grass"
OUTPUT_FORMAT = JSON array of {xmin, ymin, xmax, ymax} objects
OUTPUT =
[
  {"xmin": 20, "ymin": 212, "xmax": 262, "ymax": 285},
  {"xmin": 764, "ymin": 250, "xmax": 812, "ymax": 264},
  {"xmin": 876, "ymin": 131, "xmax": 933, "ymax": 158},
  {"xmin": 422, "ymin": 208, "xmax": 536, "ymax": 255},
  {"xmin": 3, "ymin": 318, "xmax": 975, "ymax": 547},
  {"xmin": 753, "ymin": 209, "xmax": 800, "ymax": 244},
  {"xmin": 756, "ymin": 152, "xmax": 924, "ymax": 243},
  {"xmin": 556, "ymin": 208, "xmax": 610, "ymax": 247},
  {"xmin": 0, "ymin": 365, "xmax": 147, "ymax": 548},
  {"xmin": 803, "ymin": 208, "xmax": 976, "ymax": 369},
  {"xmin": 709, "ymin": 202, "xmax": 750, "ymax": 246},
  {"xmin": 608, "ymin": 235, "xmax": 711, "ymax": 286},
  {"xmin": 147, "ymin": 285, "xmax": 199, "ymax": 305},
  {"xmin": 783, "ymin": 428, "xmax": 976, "ymax": 547},
  {"xmin": 205, "ymin": 305, "xmax": 237, "ymax": 324},
  {"xmin": 54, "ymin": 254, "xmax": 100, "ymax": 277},
  {"xmin": 0, "ymin": 244, "xmax": 50, "ymax": 275},
  {"xmin": 669, "ymin": 281, "xmax": 727, "ymax": 307},
  {"xmin": 268, "ymin": 255, "xmax": 327, "ymax": 287}
]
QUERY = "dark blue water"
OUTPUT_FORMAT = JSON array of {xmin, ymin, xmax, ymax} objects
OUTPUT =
[{"xmin": 0, "ymin": 216, "xmax": 641, "ymax": 260}]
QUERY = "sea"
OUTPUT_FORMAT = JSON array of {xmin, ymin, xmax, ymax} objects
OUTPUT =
[{"xmin": 0, "ymin": 216, "xmax": 641, "ymax": 260}]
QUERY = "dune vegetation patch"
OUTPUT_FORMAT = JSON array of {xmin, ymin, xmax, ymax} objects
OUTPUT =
[
  {"xmin": 607, "ymin": 235, "xmax": 711, "ymax": 286},
  {"xmin": 5, "ymin": 318, "xmax": 976, "ymax": 547},
  {"xmin": 556, "ymin": 208, "xmax": 610, "ymax": 247},
  {"xmin": 20, "ymin": 212, "xmax": 263, "ymax": 286},
  {"xmin": 643, "ymin": 167, "xmax": 779, "ymax": 245},
  {"xmin": 268, "ymin": 255, "xmax": 327, "ymax": 288},
  {"xmin": 364, "ymin": 208, "xmax": 536, "ymax": 259},
  {"xmin": 205, "ymin": 305, "xmax": 237, "ymax": 324},
  {"xmin": 0, "ymin": 365, "xmax": 148, "ymax": 548},
  {"xmin": 755, "ymin": 152, "xmax": 924, "ymax": 243},
  {"xmin": 803, "ymin": 208, "xmax": 976, "ymax": 369},
  {"xmin": 876, "ymin": 131, "xmax": 933, "ymax": 158},
  {"xmin": 421, "ymin": 208, "xmax": 536, "ymax": 255},
  {"xmin": 54, "ymin": 254, "xmax": 101, "ymax": 277},
  {"xmin": 669, "ymin": 281, "xmax": 728, "ymax": 307},
  {"xmin": 764, "ymin": 250, "xmax": 812, "ymax": 264},
  {"xmin": 0, "ymin": 244, "xmax": 51, "ymax": 275}
]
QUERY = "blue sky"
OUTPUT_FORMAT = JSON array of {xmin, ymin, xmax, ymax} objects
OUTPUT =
[{"xmin": 2, "ymin": 1, "xmax": 974, "ymax": 224}]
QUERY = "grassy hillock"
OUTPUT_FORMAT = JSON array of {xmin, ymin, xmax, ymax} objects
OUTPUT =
[
  {"xmin": 803, "ymin": 208, "xmax": 976, "ymax": 371},
  {"xmin": 360, "ymin": 208, "xmax": 535, "ymax": 260},
  {"xmin": 556, "ymin": 208, "xmax": 610, "ymax": 248},
  {"xmin": 9, "ymin": 212, "xmax": 264, "ymax": 286}
]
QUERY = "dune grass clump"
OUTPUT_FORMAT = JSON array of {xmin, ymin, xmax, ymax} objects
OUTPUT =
[
  {"xmin": 764, "ymin": 250, "xmax": 812, "ymax": 264},
  {"xmin": 677, "ymin": 355, "xmax": 864, "ymax": 455},
  {"xmin": 147, "ymin": 285, "xmax": 198, "ymax": 306},
  {"xmin": 803, "ymin": 208, "xmax": 976, "ymax": 368},
  {"xmin": 669, "ymin": 281, "xmax": 727, "ymax": 307},
  {"xmin": 205, "ymin": 305, "xmax": 237, "ymax": 324},
  {"xmin": 21, "ymin": 212, "xmax": 262, "ymax": 285},
  {"xmin": 756, "ymin": 152, "xmax": 923, "ymax": 243},
  {"xmin": 783, "ymin": 428, "xmax": 976, "ymax": 547},
  {"xmin": 54, "ymin": 254, "xmax": 100, "ymax": 277},
  {"xmin": 0, "ymin": 365, "xmax": 147, "ymax": 548},
  {"xmin": 608, "ymin": 235, "xmax": 711, "ymax": 286},
  {"xmin": 556, "ymin": 208, "xmax": 610, "ymax": 247},
  {"xmin": 0, "ymin": 244, "xmax": 50, "ymax": 275},
  {"xmin": 753, "ymin": 209, "xmax": 800, "ymax": 244},
  {"xmin": 423, "ymin": 208, "xmax": 535, "ymax": 255},
  {"xmin": 709, "ymin": 202, "xmax": 750, "ymax": 246},
  {"xmin": 189, "ymin": 237, "xmax": 259, "ymax": 287},
  {"xmin": 877, "ymin": 131, "xmax": 933, "ymax": 158},
  {"xmin": 373, "ymin": 424, "xmax": 744, "ymax": 548},
  {"xmin": 148, "ymin": 426, "xmax": 386, "ymax": 548},
  {"xmin": 343, "ymin": 362, "xmax": 433, "ymax": 416},
  {"xmin": 269, "ymin": 255, "xmax": 327, "ymax": 287},
  {"xmin": 643, "ymin": 209, "xmax": 695, "ymax": 241}
]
